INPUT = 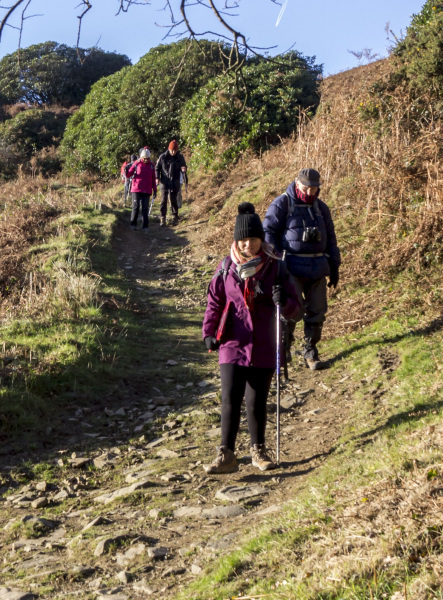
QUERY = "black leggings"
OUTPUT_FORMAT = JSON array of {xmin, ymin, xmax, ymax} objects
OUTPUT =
[{"xmin": 220, "ymin": 363, "xmax": 274, "ymax": 451}]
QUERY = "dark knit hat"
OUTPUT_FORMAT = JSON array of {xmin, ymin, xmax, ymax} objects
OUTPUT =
[
  {"xmin": 234, "ymin": 202, "xmax": 264, "ymax": 242},
  {"xmin": 298, "ymin": 168, "xmax": 321, "ymax": 187}
]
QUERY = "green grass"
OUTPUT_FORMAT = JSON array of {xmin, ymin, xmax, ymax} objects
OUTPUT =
[{"xmin": 177, "ymin": 311, "xmax": 443, "ymax": 600}]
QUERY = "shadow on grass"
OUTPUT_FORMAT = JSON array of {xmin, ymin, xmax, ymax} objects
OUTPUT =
[{"xmin": 328, "ymin": 314, "xmax": 443, "ymax": 365}]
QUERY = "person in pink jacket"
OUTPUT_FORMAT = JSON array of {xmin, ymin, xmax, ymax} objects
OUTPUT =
[{"xmin": 126, "ymin": 148, "xmax": 157, "ymax": 231}]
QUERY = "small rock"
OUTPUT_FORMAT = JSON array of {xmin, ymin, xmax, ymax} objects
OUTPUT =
[
  {"xmin": 156, "ymin": 448, "xmax": 179, "ymax": 459},
  {"xmin": 116, "ymin": 542, "xmax": 146, "ymax": 566},
  {"xmin": 202, "ymin": 505, "xmax": 246, "ymax": 519},
  {"xmin": 35, "ymin": 482, "xmax": 47, "ymax": 492},
  {"xmin": 94, "ymin": 479, "xmax": 154, "ymax": 505},
  {"xmin": 160, "ymin": 472, "xmax": 185, "ymax": 482},
  {"xmin": 162, "ymin": 566, "xmax": 186, "ymax": 577},
  {"xmin": 114, "ymin": 407, "xmax": 126, "ymax": 416},
  {"xmin": 132, "ymin": 580, "xmax": 154, "ymax": 594},
  {"xmin": 166, "ymin": 360, "xmax": 179, "ymax": 366},
  {"xmin": 82, "ymin": 516, "xmax": 112, "ymax": 532},
  {"xmin": 117, "ymin": 570, "xmax": 132, "ymax": 584},
  {"xmin": 191, "ymin": 563, "xmax": 203, "ymax": 574},
  {"xmin": 94, "ymin": 534, "xmax": 132, "ymax": 557},
  {"xmin": 173, "ymin": 506, "xmax": 202, "ymax": 518},
  {"xmin": 31, "ymin": 497, "xmax": 49, "ymax": 509},
  {"xmin": 147, "ymin": 546, "xmax": 168, "ymax": 560},
  {"xmin": 67, "ymin": 457, "xmax": 92, "ymax": 468},
  {"xmin": 0, "ymin": 588, "xmax": 36, "ymax": 599},
  {"xmin": 53, "ymin": 490, "xmax": 70, "ymax": 501},
  {"xmin": 197, "ymin": 380, "xmax": 211, "ymax": 388},
  {"xmin": 215, "ymin": 484, "xmax": 268, "ymax": 503}
]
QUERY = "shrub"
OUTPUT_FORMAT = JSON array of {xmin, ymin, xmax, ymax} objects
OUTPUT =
[
  {"xmin": 181, "ymin": 51, "xmax": 322, "ymax": 170},
  {"xmin": 60, "ymin": 40, "xmax": 225, "ymax": 178}
]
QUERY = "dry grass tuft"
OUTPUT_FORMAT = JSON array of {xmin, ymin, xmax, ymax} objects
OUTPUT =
[{"xmin": 189, "ymin": 59, "xmax": 442, "ymax": 303}]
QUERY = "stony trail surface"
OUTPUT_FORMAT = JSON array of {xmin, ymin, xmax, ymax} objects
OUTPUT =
[{"xmin": 0, "ymin": 211, "xmax": 355, "ymax": 599}]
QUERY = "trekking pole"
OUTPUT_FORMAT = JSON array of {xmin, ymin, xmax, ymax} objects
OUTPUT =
[
  {"xmin": 148, "ymin": 193, "xmax": 156, "ymax": 216},
  {"xmin": 276, "ymin": 300, "xmax": 281, "ymax": 465},
  {"xmin": 275, "ymin": 249, "xmax": 287, "ymax": 464}
]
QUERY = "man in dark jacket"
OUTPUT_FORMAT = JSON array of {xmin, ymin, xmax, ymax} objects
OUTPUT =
[
  {"xmin": 155, "ymin": 140, "xmax": 187, "ymax": 226},
  {"xmin": 263, "ymin": 168, "xmax": 341, "ymax": 370}
]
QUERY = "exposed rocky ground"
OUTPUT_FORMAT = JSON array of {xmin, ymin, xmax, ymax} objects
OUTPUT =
[{"xmin": 0, "ymin": 210, "xmax": 357, "ymax": 599}]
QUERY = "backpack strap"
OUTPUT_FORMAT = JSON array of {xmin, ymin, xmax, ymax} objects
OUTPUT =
[{"xmin": 212, "ymin": 257, "xmax": 233, "ymax": 283}]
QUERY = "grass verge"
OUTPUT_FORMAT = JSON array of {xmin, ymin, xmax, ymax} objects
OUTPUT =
[{"xmin": 178, "ymin": 312, "xmax": 443, "ymax": 600}]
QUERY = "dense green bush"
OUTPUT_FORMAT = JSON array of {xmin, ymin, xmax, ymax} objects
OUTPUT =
[
  {"xmin": 0, "ymin": 42, "xmax": 131, "ymax": 107},
  {"xmin": 0, "ymin": 108, "xmax": 67, "ymax": 155},
  {"xmin": 181, "ymin": 51, "xmax": 322, "ymax": 169},
  {"xmin": 60, "ymin": 40, "xmax": 224, "ymax": 177},
  {"xmin": 0, "ymin": 108, "xmax": 69, "ymax": 179},
  {"xmin": 393, "ymin": 0, "xmax": 443, "ymax": 95}
]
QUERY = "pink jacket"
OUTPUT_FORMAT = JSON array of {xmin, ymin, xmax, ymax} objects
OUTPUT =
[{"xmin": 127, "ymin": 160, "xmax": 157, "ymax": 195}]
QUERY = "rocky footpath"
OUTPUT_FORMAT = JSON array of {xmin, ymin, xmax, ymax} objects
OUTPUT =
[{"xmin": 0, "ymin": 214, "xmax": 352, "ymax": 599}]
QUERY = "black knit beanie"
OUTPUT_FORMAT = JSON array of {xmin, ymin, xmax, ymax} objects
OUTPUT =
[{"xmin": 234, "ymin": 202, "xmax": 264, "ymax": 242}]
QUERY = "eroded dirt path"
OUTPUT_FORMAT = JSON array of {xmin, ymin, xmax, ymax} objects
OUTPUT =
[{"xmin": 0, "ymin": 211, "xmax": 354, "ymax": 600}]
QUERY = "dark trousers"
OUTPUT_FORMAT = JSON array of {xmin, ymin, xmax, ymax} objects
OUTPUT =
[
  {"xmin": 124, "ymin": 180, "xmax": 131, "ymax": 204},
  {"xmin": 220, "ymin": 364, "xmax": 274, "ymax": 451},
  {"xmin": 160, "ymin": 188, "xmax": 178, "ymax": 218},
  {"xmin": 131, "ymin": 192, "xmax": 150, "ymax": 228},
  {"xmin": 288, "ymin": 276, "xmax": 327, "ymax": 359}
]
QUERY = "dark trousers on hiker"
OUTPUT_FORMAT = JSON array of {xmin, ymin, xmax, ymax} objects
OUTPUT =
[
  {"xmin": 287, "ymin": 276, "xmax": 327, "ymax": 360},
  {"xmin": 220, "ymin": 364, "xmax": 274, "ymax": 451},
  {"xmin": 124, "ymin": 180, "xmax": 131, "ymax": 205},
  {"xmin": 160, "ymin": 188, "xmax": 178, "ymax": 218},
  {"xmin": 131, "ymin": 192, "xmax": 150, "ymax": 229}
]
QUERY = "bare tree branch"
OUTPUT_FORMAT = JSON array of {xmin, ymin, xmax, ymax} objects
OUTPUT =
[
  {"xmin": 0, "ymin": 0, "xmax": 27, "ymax": 41},
  {"xmin": 76, "ymin": 0, "xmax": 92, "ymax": 62}
]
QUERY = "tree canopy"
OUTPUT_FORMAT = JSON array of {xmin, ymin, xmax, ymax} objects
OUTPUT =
[{"xmin": 0, "ymin": 42, "xmax": 131, "ymax": 106}]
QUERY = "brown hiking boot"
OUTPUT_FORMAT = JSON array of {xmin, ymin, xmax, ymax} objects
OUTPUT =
[
  {"xmin": 203, "ymin": 446, "xmax": 238, "ymax": 474},
  {"xmin": 305, "ymin": 357, "xmax": 326, "ymax": 370},
  {"xmin": 250, "ymin": 444, "xmax": 277, "ymax": 471}
]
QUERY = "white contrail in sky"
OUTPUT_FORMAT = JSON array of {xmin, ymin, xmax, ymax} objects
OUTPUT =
[{"xmin": 275, "ymin": 0, "xmax": 289, "ymax": 27}]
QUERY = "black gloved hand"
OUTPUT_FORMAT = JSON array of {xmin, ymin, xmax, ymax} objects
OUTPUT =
[
  {"xmin": 272, "ymin": 285, "xmax": 287, "ymax": 307},
  {"xmin": 204, "ymin": 336, "xmax": 219, "ymax": 351},
  {"xmin": 328, "ymin": 264, "xmax": 339, "ymax": 288}
]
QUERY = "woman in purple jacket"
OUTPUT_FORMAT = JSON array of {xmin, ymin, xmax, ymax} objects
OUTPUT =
[
  {"xmin": 126, "ymin": 148, "xmax": 157, "ymax": 231},
  {"xmin": 202, "ymin": 203, "xmax": 300, "ymax": 474}
]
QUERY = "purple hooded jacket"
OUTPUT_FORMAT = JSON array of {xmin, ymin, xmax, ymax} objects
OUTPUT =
[{"xmin": 202, "ymin": 256, "xmax": 300, "ymax": 368}]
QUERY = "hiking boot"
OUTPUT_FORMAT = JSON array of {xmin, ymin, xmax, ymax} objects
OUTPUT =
[
  {"xmin": 160, "ymin": 217, "xmax": 166, "ymax": 227},
  {"xmin": 250, "ymin": 444, "xmax": 277, "ymax": 471},
  {"xmin": 203, "ymin": 446, "xmax": 238, "ymax": 474},
  {"xmin": 172, "ymin": 215, "xmax": 179, "ymax": 226},
  {"xmin": 305, "ymin": 357, "xmax": 324, "ymax": 370},
  {"xmin": 130, "ymin": 225, "xmax": 137, "ymax": 230}
]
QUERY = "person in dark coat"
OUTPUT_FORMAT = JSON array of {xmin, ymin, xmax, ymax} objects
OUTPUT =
[
  {"xmin": 263, "ymin": 168, "xmax": 341, "ymax": 370},
  {"xmin": 126, "ymin": 148, "xmax": 157, "ymax": 232},
  {"xmin": 202, "ymin": 203, "xmax": 300, "ymax": 474},
  {"xmin": 155, "ymin": 140, "xmax": 187, "ymax": 227}
]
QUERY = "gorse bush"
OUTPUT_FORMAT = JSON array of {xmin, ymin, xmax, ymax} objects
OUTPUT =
[
  {"xmin": 181, "ymin": 51, "xmax": 321, "ymax": 169},
  {"xmin": 61, "ymin": 40, "xmax": 225, "ymax": 177}
]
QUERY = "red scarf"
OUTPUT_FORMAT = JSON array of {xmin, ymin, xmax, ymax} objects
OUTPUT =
[{"xmin": 295, "ymin": 186, "xmax": 319, "ymax": 205}]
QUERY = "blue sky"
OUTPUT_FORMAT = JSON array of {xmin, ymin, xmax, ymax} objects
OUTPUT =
[{"xmin": 0, "ymin": 0, "xmax": 425, "ymax": 75}]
